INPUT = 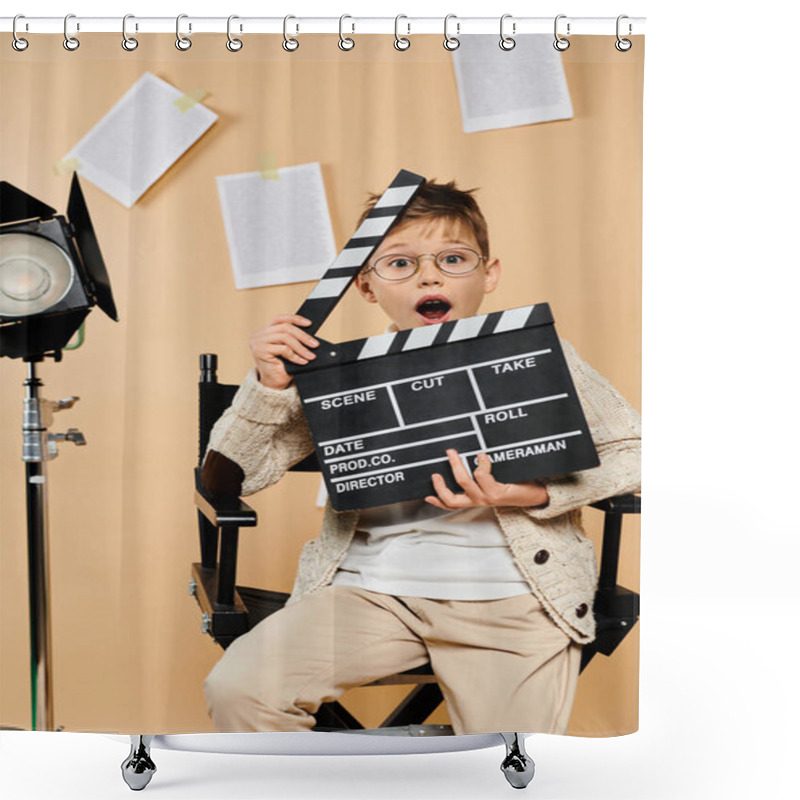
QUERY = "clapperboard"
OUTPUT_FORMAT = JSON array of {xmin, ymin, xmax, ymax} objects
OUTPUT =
[{"xmin": 285, "ymin": 169, "xmax": 599, "ymax": 510}]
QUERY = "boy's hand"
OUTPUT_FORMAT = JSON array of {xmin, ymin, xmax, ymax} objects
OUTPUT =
[
  {"xmin": 425, "ymin": 449, "xmax": 549, "ymax": 511},
  {"xmin": 249, "ymin": 314, "xmax": 318, "ymax": 391}
]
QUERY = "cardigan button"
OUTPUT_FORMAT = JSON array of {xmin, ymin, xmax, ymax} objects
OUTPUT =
[
  {"xmin": 534, "ymin": 549, "xmax": 550, "ymax": 565},
  {"xmin": 575, "ymin": 603, "xmax": 589, "ymax": 618}
]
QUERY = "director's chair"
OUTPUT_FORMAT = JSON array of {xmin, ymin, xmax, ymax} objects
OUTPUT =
[{"xmin": 191, "ymin": 353, "xmax": 641, "ymax": 733}]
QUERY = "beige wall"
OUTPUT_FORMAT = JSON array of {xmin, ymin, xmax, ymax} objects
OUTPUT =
[{"xmin": 1, "ymin": 33, "xmax": 642, "ymax": 734}]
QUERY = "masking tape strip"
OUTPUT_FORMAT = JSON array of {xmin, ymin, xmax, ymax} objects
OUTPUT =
[
  {"xmin": 53, "ymin": 157, "xmax": 80, "ymax": 176},
  {"xmin": 258, "ymin": 152, "xmax": 280, "ymax": 180},
  {"xmin": 174, "ymin": 88, "xmax": 208, "ymax": 113}
]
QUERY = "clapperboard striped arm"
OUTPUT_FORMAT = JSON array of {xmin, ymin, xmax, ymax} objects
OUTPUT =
[
  {"xmin": 294, "ymin": 169, "xmax": 426, "ymax": 337},
  {"xmin": 332, "ymin": 304, "xmax": 553, "ymax": 364}
]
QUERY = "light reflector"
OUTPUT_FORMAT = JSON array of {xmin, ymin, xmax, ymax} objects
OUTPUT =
[{"xmin": 0, "ymin": 233, "xmax": 75, "ymax": 318}]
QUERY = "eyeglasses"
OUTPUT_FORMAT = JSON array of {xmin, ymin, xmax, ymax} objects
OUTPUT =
[{"xmin": 363, "ymin": 247, "xmax": 486, "ymax": 282}]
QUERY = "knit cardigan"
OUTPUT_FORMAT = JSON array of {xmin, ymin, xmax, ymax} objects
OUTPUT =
[{"xmin": 203, "ymin": 339, "xmax": 641, "ymax": 644}]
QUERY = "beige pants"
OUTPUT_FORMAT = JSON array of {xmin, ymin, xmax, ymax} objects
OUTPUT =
[{"xmin": 204, "ymin": 585, "xmax": 581, "ymax": 735}]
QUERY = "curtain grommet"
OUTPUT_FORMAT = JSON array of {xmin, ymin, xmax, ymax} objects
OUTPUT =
[
  {"xmin": 615, "ymin": 15, "xmax": 632, "ymax": 51},
  {"xmin": 283, "ymin": 15, "xmax": 299, "ymax": 52},
  {"xmin": 338, "ymin": 14, "xmax": 355, "ymax": 50},
  {"xmin": 553, "ymin": 15, "xmax": 570, "ymax": 51},
  {"xmin": 122, "ymin": 14, "xmax": 139, "ymax": 51},
  {"xmin": 175, "ymin": 14, "xmax": 192, "ymax": 51},
  {"xmin": 63, "ymin": 14, "xmax": 80, "ymax": 51},
  {"xmin": 226, "ymin": 15, "xmax": 243, "ymax": 52},
  {"xmin": 12, "ymin": 15, "xmax": 29, "ymax": 51},
  {"xmin": 499, "ymin": 14, "xmax": 516, "ymax": 51},
  {"xmin": 394, "ymin": 15, "xmax": 411, "ymax": 51}
]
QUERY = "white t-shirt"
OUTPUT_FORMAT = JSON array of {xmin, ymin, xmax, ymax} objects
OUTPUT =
[{"xmin": 331, "ymin": 499, "xmax": 531, "ymax": 600}]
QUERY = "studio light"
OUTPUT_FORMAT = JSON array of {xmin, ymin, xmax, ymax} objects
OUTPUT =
[
  {"xmin": 1, "ymin": 174, "xmax": 118, "ymax": 731},
  {"xmin": 0, "ymin": 174, "xmax": 117, "ymax": 360}
]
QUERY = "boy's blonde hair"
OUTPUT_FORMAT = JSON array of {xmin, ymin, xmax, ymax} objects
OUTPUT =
[{"xmin": 357, "ymin": 179, "xmax": 490, "ymax": 257}]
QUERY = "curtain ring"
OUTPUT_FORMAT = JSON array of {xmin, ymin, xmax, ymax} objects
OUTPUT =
[
  {"xmin": 63, "ymin": 14, "xmax": 80, "ymax": 51},
  {"xmin": 553, "ymin": 14, "xmax": 570, "ymax": 51},
  {"xmin": 443, "ymin": 14, "xmax": 460, "ymax": 51},
  {"xmin": 283, "ymin": 15, "xmax": 299, "ymax": 51},
  {"xmin": 12, "ymin": 15, "xmax": 29, "ymax": 51},
  {"xmin": 499, "ymin": 14, "xmax": 515, "ymax": 51},
  {"xmin": 176, "ymin": 14, "xmax": 192, "ymax": 50},
  {"xmin": 122, "ymin": 14, "xmax": 139, "ymax": 51},
  {"xmin": 226, "ymin": 15, "xmax": 243, "ymax": 51},
  {"xmin": 338, "ymin": 14, "xmax": 355, "ymax": 50},
  {"xmin": 615, "ymin": 14, "xmax": 632, "ymax": 51},
  {"xmin": 394, "ymin": 15, "xmax": 411, "ymax": 51}
]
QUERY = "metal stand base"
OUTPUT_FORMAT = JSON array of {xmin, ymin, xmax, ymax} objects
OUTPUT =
[
  {"xmin": 500, "ymin": 733, "xmax": 535, "ymax": 789},
  {"xmin": 121, "ymin": 736, "xmax": 156, "ymax": 791}
]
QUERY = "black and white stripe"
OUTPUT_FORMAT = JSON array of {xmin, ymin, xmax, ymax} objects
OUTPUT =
[
  {"xmin": 296, "ymin": 169, "xmax": 426, "ymax": 335},
  {"xmin": 344, "ymin": 304, "xmax": 554, "ymax": 364}
]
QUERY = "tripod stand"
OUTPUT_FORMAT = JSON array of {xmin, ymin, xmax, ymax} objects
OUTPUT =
[{"xmin": 20, "ymin": 358, "xmax": 85, "ymax": 731}]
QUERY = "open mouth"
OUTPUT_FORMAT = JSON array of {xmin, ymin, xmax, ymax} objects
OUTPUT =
[{"xmin": 415, "ymin": 296, "xmax": 452, "ymax": 324}]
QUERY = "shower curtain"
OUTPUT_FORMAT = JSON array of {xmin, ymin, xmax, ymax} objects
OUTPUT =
[{"xmin": 0, "ymin": 28, "xmax": 642, "ymax": 739}]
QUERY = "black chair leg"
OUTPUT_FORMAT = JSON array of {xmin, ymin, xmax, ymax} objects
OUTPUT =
[
  {"xmin": 381, "ymin": 684, "xmax": 444, "ymax": 728},
  {"xmin": 314, "ymin": 701, "xmax": 365, "ymax": 731}
]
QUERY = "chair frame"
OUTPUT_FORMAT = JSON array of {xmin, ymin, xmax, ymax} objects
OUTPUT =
[{"xmin": 191, "ymin": 353, "xmax": 640, "ymax": 730}]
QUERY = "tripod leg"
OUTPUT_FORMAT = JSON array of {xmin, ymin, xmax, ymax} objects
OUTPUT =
[
  {"xmin": 121, "ymin": 735, "xmax": 156, "ymax": 791},
  {"xmin": 499, "ymin": 732, "xmax": 535, "ymax": 789}
]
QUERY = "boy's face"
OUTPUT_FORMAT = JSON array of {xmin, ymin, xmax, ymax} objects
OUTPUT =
[{"xmin": 354, "ymin": 218, "xmax": 501, "ymax": 331}]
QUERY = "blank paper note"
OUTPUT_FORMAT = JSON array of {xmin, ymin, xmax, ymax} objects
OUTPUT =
[
  {"xmin": 451, "ymin": 35, "xmax": 573, "ymax": 133},
  {"xmin": 216, "ymin": 163, "xmax": 337, "ymax": 290},
  {"xmin": 63, "ymin": 72, "xmax": 218, "ymax": 208}
]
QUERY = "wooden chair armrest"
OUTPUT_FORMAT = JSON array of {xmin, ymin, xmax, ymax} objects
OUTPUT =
[
  {"xmin": 590, "ymin": 493, "xmax": 641, "ymax": 514},
  {"xmin": 194, "ymin": 487, "xmax": 258, "ymax": 527}
]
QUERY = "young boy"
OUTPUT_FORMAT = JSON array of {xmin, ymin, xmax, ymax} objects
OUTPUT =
[{"xmin": 201, "ymin": 179, "xmax": 641, "ymax": 735}]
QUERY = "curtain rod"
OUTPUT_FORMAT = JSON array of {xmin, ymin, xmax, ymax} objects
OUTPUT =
[{"xmin": 1, "ymin": 16, "xmax": 646, "ymax": 36}]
